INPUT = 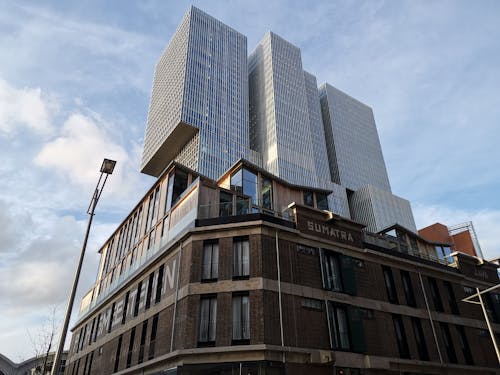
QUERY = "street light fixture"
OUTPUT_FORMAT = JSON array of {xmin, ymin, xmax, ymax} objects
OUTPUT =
[{"xmin": 51, "ymin": 158, "xmax": 116, "ymax": 375}]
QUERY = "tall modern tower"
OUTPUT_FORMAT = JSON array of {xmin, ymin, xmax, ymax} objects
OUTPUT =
[
  {"xmin": 319, "ymin": 83, "xmax": 391, "ymax": 192},
  {"xmin": 248, "ymin": 32, "xmax": 320, "ymax": 187},
  {"xmin": 141, "ymin": 6, "xmax": 249, "ymax": 179}
]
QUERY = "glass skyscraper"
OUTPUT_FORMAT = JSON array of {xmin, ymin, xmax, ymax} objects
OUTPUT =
[
  {"xmin": 141, "ymin": 6, "xmax": 248, "ymax": 179},
  {"xmin": 141, "ymin": 6, "xmax": 416, "ymax": 233}
]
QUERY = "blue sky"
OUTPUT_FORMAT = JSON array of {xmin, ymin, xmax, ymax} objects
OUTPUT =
[{"xmin": 1, "ymin": 0, "xmax": 499, "ymax": 360}]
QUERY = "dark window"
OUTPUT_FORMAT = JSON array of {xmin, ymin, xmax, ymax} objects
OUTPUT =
[
  {"xmin": 327, "ymin": 303, "xmax": 366, "ymax": 353},
  {"xmin": 483, "ymin": 293, "xmax": 499, "ymax": 323},
  {"xmin": 261, "ymin": 176, "xmax": 273, "ymax": 210},
  {"xmin": 443, "ymin": 281, "xmax": 459, "ymax": 315},
  {"xmin": 82, "ymin": 353, "xmax": 89, "ymax": 375},
  {"xmin": 440, "ymin": 323, "xmax": 457, "ymax": 363},
  {"xmin": 232, "ymin": 294, "xmax": 249, "ymax": 342},
  {"xmin": 138, "ymin": 320, "xmax": 148, "ymax": 364},
  {"xmin": 428, "ymin": 277, "xmax": 443, "ymax": 312},
  {"xmin": 164, "ymin": 171, "xmax": 175, "ymax": 213},
  {"xmin": 171, "ymin": 169, "xmax": 188, "ymax": 206},
  {"xmin": 126, "ymin": 327, "xmax": 135, "ymax": 368},
  {"xmin": 86, "ymin": 351, "xmax": 94, "ymax": 375},
  {"xmin": 382, "ymin": 266, "xmax": 398, "ymax": 304},
  {"xmin": 233, "ymin": 238, "xmax": 249, "ymax": 278},
  {"xmin": 323, "ymin": 251, "xmax": 343, "ymax": 291},
  {"xmin": 400, "ymin": 270, "xmax": 416, "ymax": 307},
  {"xmin": 198, "ymin": 296, "xmax": 217, "ymax": 345},
  {"xmin": 219, "ymin": 191, "xmax": 233, "ymax": 217},
  {"xmin": 392, "ymin": 315, "xmax": 410, "ymax": 359},
  {"xmin": 93, "ymin": 314, "xmax": 101, "ymax": 342},
  {"xmin": 316, "ymin": 193, "xmax": 329, "ymax": 210},
  {"xmin": 155, "ymin": 265, "xmax": 164, "ymax": 304},
  {"xmin": 108, "ymin": 303, "xmax": 115, "ymax": 333},
  {"xmin": 202, "ymin": 241, "xmax": 219, "ymax": 281},
  {"xmin": 145, "ymin": 272, "xmax": 154, "ymax": 310},
  {"xmin": 456, "ymin": 325, "xmax": 474, "ymax": 365},
  {"xmin": 114, "ymin": 334, "xmax": 122, "ymax": 373},
  {"xmin": 321, "ymin": 250, "xmax": 357, "ymax": 295},
  {"xmin": 148, "ymin": 314, "xmax": 159, "ymax": 360},
  {"xmin": 122, "ymin": 291, "xmax": 129, "ymax": 324},
  {"xmin": 88, "ymin": 317, "xmax": 96, "ymax": 345},
  {"xmin": 134, "ymin": 281, "xmax": 142, "ymax": 317},
  {"xmin": 411, "ymin": 318, "xmax": 429, "ymax": 360},
  {"xmin": 328, "ymin": 304, "xmax": 350, "ymax": 350},
  {"xmin": 303, "ymin": 191, "xmax": 314, "ymax": 207}
]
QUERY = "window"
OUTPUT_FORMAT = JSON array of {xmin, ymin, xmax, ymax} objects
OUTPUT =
[
  {"xmin": 302, "ymin": 298, "xmax": 323, "ymax": 310},
  {"xmin": 233, "ymin": 238, "xmax": 249, "ymax": 278},
  {"xmin": 321, "ymin": 250, "xmax": 357, "ymax": 294},
  {"xmin": 400, "ymin": 270, "xmax": 416, "ymax": 307},
  {"xmin": 155, "ymin": 265, "xmax": 164, "ymax": 304},
  {"xmin": 148, "ymin": 314, "xmax": 159, "ymax": 360},
  {"xmin": 164, "ymin": 171, "xmax": 175, "ymax": 213},
  {"xmin": 328, "ymin": 304, "xmax": 350, "ymax": 350},
  {"xmin": 202, "ymin": 241, "xmax": 219, "ymax": 281},
  {"xmin": 108, "ymin": 303, "xmax": 115, "ymax": 333},
  {"xmin": 86, "ymin": 352, "xmax": 93, "ymax": 375},
  {"xmin": 392, "ymin": 315, "xmax": 410, "ymax": 359},
  {"xmin": 88, "ymin": 317, "xmax": 96, "ymax": 345},
  {"xmin": 126, "ymin": 327, "xmax": 135, "ymax": 368},
  {"xmin": 219, "ymin": 191, "xmax": 233, "ymax": 217},
  {"xmin": 134, "ymin": 281, "xmax": 142, "ymax": 317},
  {"xmin": 443, "ymin": 281, "xmax": 459, "ymax": 315},
  {"xmin": 316, "ymin": 193, "xmax": 328, "ymax": 210},
  {"xmin": 122, "ymin": 291, "xmax": 130, "ymax": 324},
  {"xmin": 327, "ymin": 303, "xmax": 366, "ymax": 352},
  {"xmin": 93, "ymin": 314, "xmax": 101, "ymax": 342},
  {"xmin": 382, "ymin": 266, "xmax": 398, "ymax": 304},
  {"xmin": 456, "ymin": 325, "xmax": 474, "ymax": 365},
  {"xmin": 232, "ymin": 294, "xmax": 249, "ymax": 342},
  {"xmin": 138, "ymin": 320, "xmax": 148, "ymax": 364},
  {"xmin": 303, "ymin": 191, "xmax": 314, "ymax": 207},
  {"xmin": 428, "ymin": 277, "xmax": 443, "ymax": 312},
  {"xmin": 199, "ymin": 296, "xmax": 217, "ymax": 345},
  {"xmin": 145, "ymin": 273, "xmax": 154, "ymax": 310},
  {"xmin": 323, "ymin": 252, "xmax": 342, "ymax": 291},
  {"xmin": 171, "ymin": 169, "xmax": 188, "ymax": 206},
  {"xmin": 411, "ymin": 318, "xmax": 429, "ymax": 360},
  {"xmin": 114, "ymin": 335, "xmax": 122, "ymax": 373},
  {"xmin": 261, "ymin": 176, "xmax": 273, "ymax": 210},
  {"xmin": 440, "ymin": 323, "xmax": 457, "ymax": 363}
]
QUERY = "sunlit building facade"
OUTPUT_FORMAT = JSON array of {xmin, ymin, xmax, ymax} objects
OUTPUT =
[{"xmin": 63, "ymin": 6, "xmax": 500, "ymax": 375}]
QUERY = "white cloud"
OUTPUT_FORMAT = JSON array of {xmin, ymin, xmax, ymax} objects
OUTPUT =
[
  {"xmin": 413, "ymin": 203, "xmax": 500, "ymax": 260},
  {"xmin": 34, "ymin": 112, "xmax": 148, "ymax": 202},
  {"xmin": 0, "ymin": 79, "xmax": 54, "ymax": 136}
]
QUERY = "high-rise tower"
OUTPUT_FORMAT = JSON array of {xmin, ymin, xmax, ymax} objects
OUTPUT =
[{"xmin": 141, "ymin": 6, "xmax": 249, "ymax": 179}]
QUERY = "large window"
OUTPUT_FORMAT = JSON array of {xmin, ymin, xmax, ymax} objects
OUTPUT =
[
  {"xmin": 230, "ymin": 168, "xmax": 258, "ymax": 206},
  {"xmin": 321, "ymin": 250, "xmax": 357, "ymax": 295},
  {"xmin": 428, "ymin": 277, "xmax": 444, "ymax": 312},
  {"xmin": 138, "ymin": 320, "xmax": 148, "ymax": 364},
  {"xmin": 114, "ymin": 334, "xmax": 123, "ymax": 373},
  {"xmin": 328, "ymin": 305, "xmax": 350, "ymax": 350},
  {"xmin": 303, "ymin": 191, "xmax": 314, "ymax": 207},
  {"xmin": 148, "ymin": 314, "xmax": 159, "ymax": 360},
  {"xmin": 233, "ymin": 238, "xmax": 249, "ymax": 278},
  {"xmin": 198, "ymin": 296, "xmax": 217, "ymax": 345},
  {"xmin": 392, "ymin": 315, "xmax": 410, "ymax": 359},
  {"xmin": 443, "ymin": 281, "xmax": 459, "ymax": 315},
  {"xmin": 456, "ymin": 325, "xmax": 474, "ymax": 365},
  {"xmin": 382, "ymin": 266, "xmax": 398, "ymax": 304},
  {"xmin": 327, "ymin": 303, "xmax": 366, "ymax": 352},
  {"xmin": 219, "ymin": 191, "xmax": 233, "ymax": 217},
  {"xmin": 411, "ymin": 318, "xmax": 429, "ymax": 360},
  {"xmin": 171, "ymin": 169, "xmax": 188, "ymax": 206},
  {"xmin": 400, "ymin": 270, "xmax": 416, "ymax": 307},
  {"xmin": 261, "ymin": 176, "xmax": 273, "ymax": 210},
  {"xmin": 316, "ymin": 193, "xmax": 329, "ymax": 210},
  {"xmin": 232, "ymin": 294, "xmax": 250, "ymax": 342},
  {"xmin": 202, "ymin": 241, "xmax": 219, "ymax": 281},
  {"xmin": 126, "ymin": 327, "xmax": 135, "ymax": 368},
  {"xmin": 440, "ymin": 323, "xmax": 457, "ymax": 363}
]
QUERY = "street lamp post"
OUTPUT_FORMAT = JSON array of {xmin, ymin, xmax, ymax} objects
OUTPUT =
[
  {"xmin": 51, "ymin": 159, "xmax": 116, "ymax": 375},
  {"xmin": 462, "ymin": 283, "xmax": 500, "ymax": 365}
]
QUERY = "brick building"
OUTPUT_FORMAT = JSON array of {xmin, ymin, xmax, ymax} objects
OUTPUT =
[{"xmin": 66, "ymin": 161, "xmax": 500, "ymax": 375}]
